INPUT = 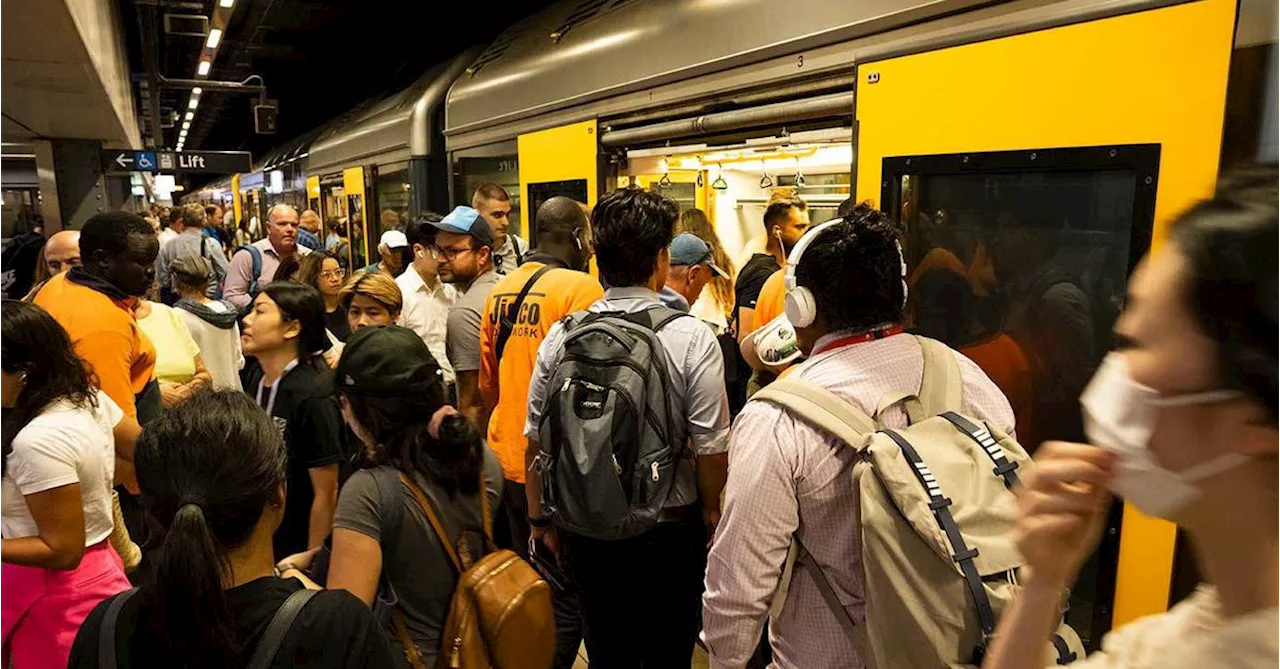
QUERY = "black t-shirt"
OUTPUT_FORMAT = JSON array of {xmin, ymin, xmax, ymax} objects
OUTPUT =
[
  {"xmin": 69, "ymin": 577, "xmax": 395, "ymax": 669},
  {"xmin": 241, "ymin": 358, "xmax": 347, "ymax": 558},
  {"xmin": 733, "ymin": 253, "xmax": 782, "ymax": 325},
  {"xmin": 728, "ymin": 254, "xmax": 781, "ymax": 416},
  {"xmin": 325, "ymin": 306, "xmax": 352, "ymax": 342}
]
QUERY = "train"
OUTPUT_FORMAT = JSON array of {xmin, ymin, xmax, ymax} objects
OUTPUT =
[{"xmin": 187, "ymin": 0, "xmax": 1277, "ymax": 653}]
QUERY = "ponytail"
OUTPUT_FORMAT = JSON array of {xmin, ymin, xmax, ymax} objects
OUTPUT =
[
  {"xmin": 150, "ymin": 502, "xmax": 235, "ymax": 665},
  {"xmin": 347, "ymin": 394, "xmax": 484, "ymax": 497},
  {"xmin": 408, "ymin": 413, "xmax": 482, "ymax": 497},
  {"xmin": 133, "ymin": 388, "xmax": 286, "ymax": 663}
]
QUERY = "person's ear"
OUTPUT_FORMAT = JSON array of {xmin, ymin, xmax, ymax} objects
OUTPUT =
[{"xmin": 282, "ymin": 317, "xmax": 302, "ymax": 342}]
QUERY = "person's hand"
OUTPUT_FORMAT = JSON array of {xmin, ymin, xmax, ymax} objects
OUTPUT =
[
  {"xmin": 1013, "ymin": 441, "xmax": 1115, "ymax": 587},
  {"xmin": 702, "ymin": 503, "xmax": 722, "ymax": 549},
  {"xmin": 531, "ymin": 524, "xmax": 559, "ymax": 559},
  {"xmin": 276, "ymin": 546, "xmax": 319, "ymax": 573},
  {"xmin": 159, "ymin": 382, "xmax": 184, "ymax": 408}
]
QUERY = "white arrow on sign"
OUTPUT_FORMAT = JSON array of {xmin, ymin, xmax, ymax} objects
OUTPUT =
[{"xmin": 115, "ymin": 153, "xmax": 133, "ymax": 169}]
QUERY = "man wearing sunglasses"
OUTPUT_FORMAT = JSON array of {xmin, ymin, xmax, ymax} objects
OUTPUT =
[{"xmin": 431, "ymin": 206, "xmax": 502, "ymax": 432}]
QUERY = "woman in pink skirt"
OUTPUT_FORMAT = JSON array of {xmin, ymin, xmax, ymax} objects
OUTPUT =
[{"xmin": 2, "ymin": 300, "xmax": 139, "ymax": 668}]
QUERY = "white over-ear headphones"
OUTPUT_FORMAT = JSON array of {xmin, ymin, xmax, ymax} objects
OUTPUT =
[
  {"xmin": 783, "ymin": 219, "xmax": 909, "ymax": 328},
  {"xmin": 783, "ymin": 218, "xmax": 843, "ymax": 328}
]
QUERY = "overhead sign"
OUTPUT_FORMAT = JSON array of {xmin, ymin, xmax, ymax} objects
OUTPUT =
[{"xmin": 104, "ymin": 149, "xmax": 252, "ymax": 174}]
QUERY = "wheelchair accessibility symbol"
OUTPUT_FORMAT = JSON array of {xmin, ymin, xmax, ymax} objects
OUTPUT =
[{"xmin": 135, "ymin": 152, "xmax": 156, "ymax": 170}]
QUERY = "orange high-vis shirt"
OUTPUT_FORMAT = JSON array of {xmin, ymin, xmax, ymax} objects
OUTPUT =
[
  {"xmin": 479, "ymin": 261, "xmax": 604, "ymax": 482},
  {"xmin": 753, "ymin": 269, "xmax": 788, "ymax": 331},
  {"xmin": 32, "ymin": 273, "xmax": 157, "ymax": 420}
]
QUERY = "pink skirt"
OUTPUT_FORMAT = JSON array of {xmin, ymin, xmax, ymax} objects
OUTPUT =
[{"xmin": 2, "ymin": 541, "xmax": 131, "ymax": 669}]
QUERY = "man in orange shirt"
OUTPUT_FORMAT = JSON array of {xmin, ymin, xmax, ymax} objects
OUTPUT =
[
  {"xmin": 33, "ymin": 212, "xmax": 159, "ymax": 422},
  {"xmin": 479, "ymin": 196, "xmax": 599, "ymax": 668}
]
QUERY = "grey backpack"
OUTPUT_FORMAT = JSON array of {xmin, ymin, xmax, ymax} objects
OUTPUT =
[{"xmin": 535, "ymin": 305, "xmax": 686, "ymax": 540}]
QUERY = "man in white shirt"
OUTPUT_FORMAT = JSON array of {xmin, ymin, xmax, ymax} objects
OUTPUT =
[
  {"xmin": 157, "ymin": 209, "xmax": 183, "ymax": 248},
  {"xmin": 472, "ymin": 182, "xmax": 528, "ymax": 274},
  {"xmin": 396, "ymin": 214, "xmax": 458, "ymax": 393}
]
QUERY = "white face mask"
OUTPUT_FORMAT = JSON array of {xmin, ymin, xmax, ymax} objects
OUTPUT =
[{"xmin": 1080, "ymin": 353, "xmax": 1246, "ymax": 519}]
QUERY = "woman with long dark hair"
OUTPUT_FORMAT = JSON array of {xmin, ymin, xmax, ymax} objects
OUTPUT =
[
  {"xmin": 239, "ymin": 282, "xmax": 345, "ymax": 559},
  {"xmin": 68, "ymin": 388, "xmax": 395, "ymax": 668},
  {"xmin": 984, "ymin": 166, "xmax": 1279, "ymax": 668},
  {"xmin": 292, "ymin": 326, "xmax": 501, "ymax": 666},
  {"xmin": 1, "ymin": 300, "xmax": 138, "ymax": 669}
]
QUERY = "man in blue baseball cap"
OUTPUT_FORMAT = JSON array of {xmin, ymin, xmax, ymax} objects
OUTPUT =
[
  {"xmin": 659, "ymin": 232, "xmax": 730, "ymax": 312},
  {"xmin": 431, "ymin": 206, "xmax": 501, "ymax": 432}
]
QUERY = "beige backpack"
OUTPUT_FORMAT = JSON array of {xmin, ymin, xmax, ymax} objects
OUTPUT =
[
  {"xmin": 755, "ymin": 335, "xmax": 1084, "ymax": 668},
  {"xmin": 399, "ymin": 473, "xmax": 556, "ymax": 669}
]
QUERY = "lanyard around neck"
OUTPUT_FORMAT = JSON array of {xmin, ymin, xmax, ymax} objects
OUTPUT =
[
  {"xmin": 256, "ymin": 358, "xmax": 300, "ymax": 416},
  {"xmin": 812, "ymin": 325, "xmax": 905, "ymax": 357}
]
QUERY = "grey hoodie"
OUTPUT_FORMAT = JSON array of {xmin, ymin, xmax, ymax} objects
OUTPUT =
[{"xmin": 174, "ymin": 297, "xmax": 240, "ymax": 330}]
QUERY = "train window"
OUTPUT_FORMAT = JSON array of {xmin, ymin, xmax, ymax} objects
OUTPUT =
[
  {"xmin": 526, "ymin": 179, "xmax": 589, "ymax": 240},
  {"xmin": 452, "ymin": 142, "xmax": 522, "ymax": 236},
  {"xmin": 882, "ymin": 144, "xmax": 1159, "ymax": 650},
  {"xmin": 375, "ymin": 165, "xmax": 410, "ymax": 223}
]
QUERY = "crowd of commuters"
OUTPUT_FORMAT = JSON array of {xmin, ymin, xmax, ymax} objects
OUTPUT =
[{"xmin": 1, "ymin": 169, "xmax": 1275, "ymax": 669}]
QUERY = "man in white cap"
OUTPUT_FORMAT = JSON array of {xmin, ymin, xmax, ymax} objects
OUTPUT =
[
  {"xmin": 660, "ymin": 232, "xmax": 730, "ymax": 312},
  {"xmin": 361, "ymin": 229, "xmax": 411, "ymax": 278}
]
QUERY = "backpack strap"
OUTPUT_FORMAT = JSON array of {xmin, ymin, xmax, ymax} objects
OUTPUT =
[
  {"xmin": 236, "ymin": 245, "xmax": 263, "ymax": 295},
  {"xmin": 791, "ymin": 538, "xmax": 875, "ymax": 668},
  {"xmin": 752, "ymin": 378, "xmax": 877, "ymax": 440},
  {"xmin": 939, "ymin": 412, "xmax": 1022, "ymax": 490},
  {"xmin": 245, "ymin": 588, "xmax": 319, "ymax": 669},
  {"xmin": 401, "ymin": 472, "xmax": 464, "ymax": 573},
  {"xmin": 497, "ymin": 263, "xmax": 558, "ymax": 361},
  {"xmin": 880, "ymin": 428, "xmax": 997, "ymax": 659},
  {"xmin": 99, "ymin": 587, "xmax": 141, "ymax": 669},
  {"xmin": 913, "ymin": 335, "xmax": 963, "ymax": 416}
]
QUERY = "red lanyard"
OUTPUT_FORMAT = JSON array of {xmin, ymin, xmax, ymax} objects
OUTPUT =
[{"xmin": 812, "ymin": 325, "xmax": 904, "ymax": 356}]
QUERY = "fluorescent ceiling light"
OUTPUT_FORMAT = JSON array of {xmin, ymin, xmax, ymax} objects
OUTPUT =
[
  {"xmin": 182, "ymin": 121, "xmax": 191, "ymax": 130},
  {"xmin": 185, "ymin": 111, "xmax": 194, "ymax": 121},
  {"xmin": 188, "ymin": 98, "xmax": 199, "ymax": 110},
  {"xmin": 220, "ymin": 0, "xmax": 234, "ymax": 7},
  {"xmin": 206, "ymin": 29, "xmax": 222, "ymax": 49},
  {"xmin": 197, "ymin": 60, "xmax": 211, "ymax": 76},
  {"xmin": 191, "ymin": 87, "xmax": 202, "ymax": 96}
]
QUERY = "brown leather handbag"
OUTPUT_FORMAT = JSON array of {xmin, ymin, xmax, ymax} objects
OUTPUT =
[{"xmin": 398, "ymin": 472, "xmax": 555, "ymax": 669}]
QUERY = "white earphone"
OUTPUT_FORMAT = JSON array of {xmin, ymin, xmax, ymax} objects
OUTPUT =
[{"xmin": 783, "ymin": 219, "xmax": 909, "ymax": 328}]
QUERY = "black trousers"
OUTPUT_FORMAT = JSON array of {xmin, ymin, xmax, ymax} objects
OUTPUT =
[
  {"xmin": 563, "ymin": 520, "xmax": 707, "ymax": 668},
  {"xmin": 498, "ymin": 480, "xmax": 583, "ymax": 669}
]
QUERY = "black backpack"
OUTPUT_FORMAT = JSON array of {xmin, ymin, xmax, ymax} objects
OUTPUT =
[
  {"xmin": 96, "ymin": 588, "xmax": 318, "ymax": 669},
  {"xmin": 534, "ymin": 305, "xmax": 686, "ymax": 540}
]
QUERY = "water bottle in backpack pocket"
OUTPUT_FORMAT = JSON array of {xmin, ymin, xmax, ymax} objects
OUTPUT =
[{"xmin": 535, "ymin": 306, "xmax": 687, "ymax": 541}]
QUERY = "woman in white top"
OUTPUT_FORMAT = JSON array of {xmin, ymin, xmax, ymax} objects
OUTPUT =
[
  {"xmin": 984, "ymin": 166, "xmax": 1278, "ymax": 669},
  {"xmin": 1, "ymin": 299, "xmax": 141, "ymax": 669},
  {"xmin": 170, "ymin": 254, "xmax": 244, "ymax": 390}
]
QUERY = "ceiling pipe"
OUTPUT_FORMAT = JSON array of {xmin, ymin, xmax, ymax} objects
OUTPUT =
[{"xmin": 599, "ymin": 91, "xmax": 853, "ymax": 148}]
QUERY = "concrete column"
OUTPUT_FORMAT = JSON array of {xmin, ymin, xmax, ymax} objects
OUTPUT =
[
  {"xmin": 32, "ymin": 140, "xmax": 63, "ymax": 233},
  {"xmin": 51, "ymin": 139, "xmax": 110, "ymax": 230}
]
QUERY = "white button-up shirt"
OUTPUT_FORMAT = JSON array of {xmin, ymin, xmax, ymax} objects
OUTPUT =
[{"xmin": 396, "ymin": 266, "xmax": 458, "ymax": 384}]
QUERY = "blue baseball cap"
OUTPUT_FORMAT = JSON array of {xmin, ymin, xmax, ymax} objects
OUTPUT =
[
  {"xmin": 669, "ymin": 233, "xmax": 729, "ymax": 279},
  {"xmin": 431, "ymin": 206, "xmax": 496, "ymax": 248}
]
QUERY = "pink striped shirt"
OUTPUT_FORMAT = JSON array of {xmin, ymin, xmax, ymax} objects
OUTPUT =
[{"xmin": 702, "ymin": 332, "xmax": 1015, "ymax": 669}]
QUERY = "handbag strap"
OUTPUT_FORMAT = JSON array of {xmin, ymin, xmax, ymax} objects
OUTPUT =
[
  {"xmin": 392, "ymin": 610, "xmax": 428, "ymax": 669},
  {"xmin": 246, "ymin": 588, "xmax": 318, "ymax": 669},
  {"xmin": 98, "ymin": 588, "xmax": 141, "ymax": 669},
  {"xmin": 497, "ymin": 263, "xmax": 557, "ymax": 360}
]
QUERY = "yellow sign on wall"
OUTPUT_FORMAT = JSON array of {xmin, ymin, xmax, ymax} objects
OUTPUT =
[
  {"xmin": 853, "ymin": 0, "xmax": 1237, "ymax": 628},
  {"xmin": 306, "ymin": 175, "xmax": 321, "ymax": 200}
]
